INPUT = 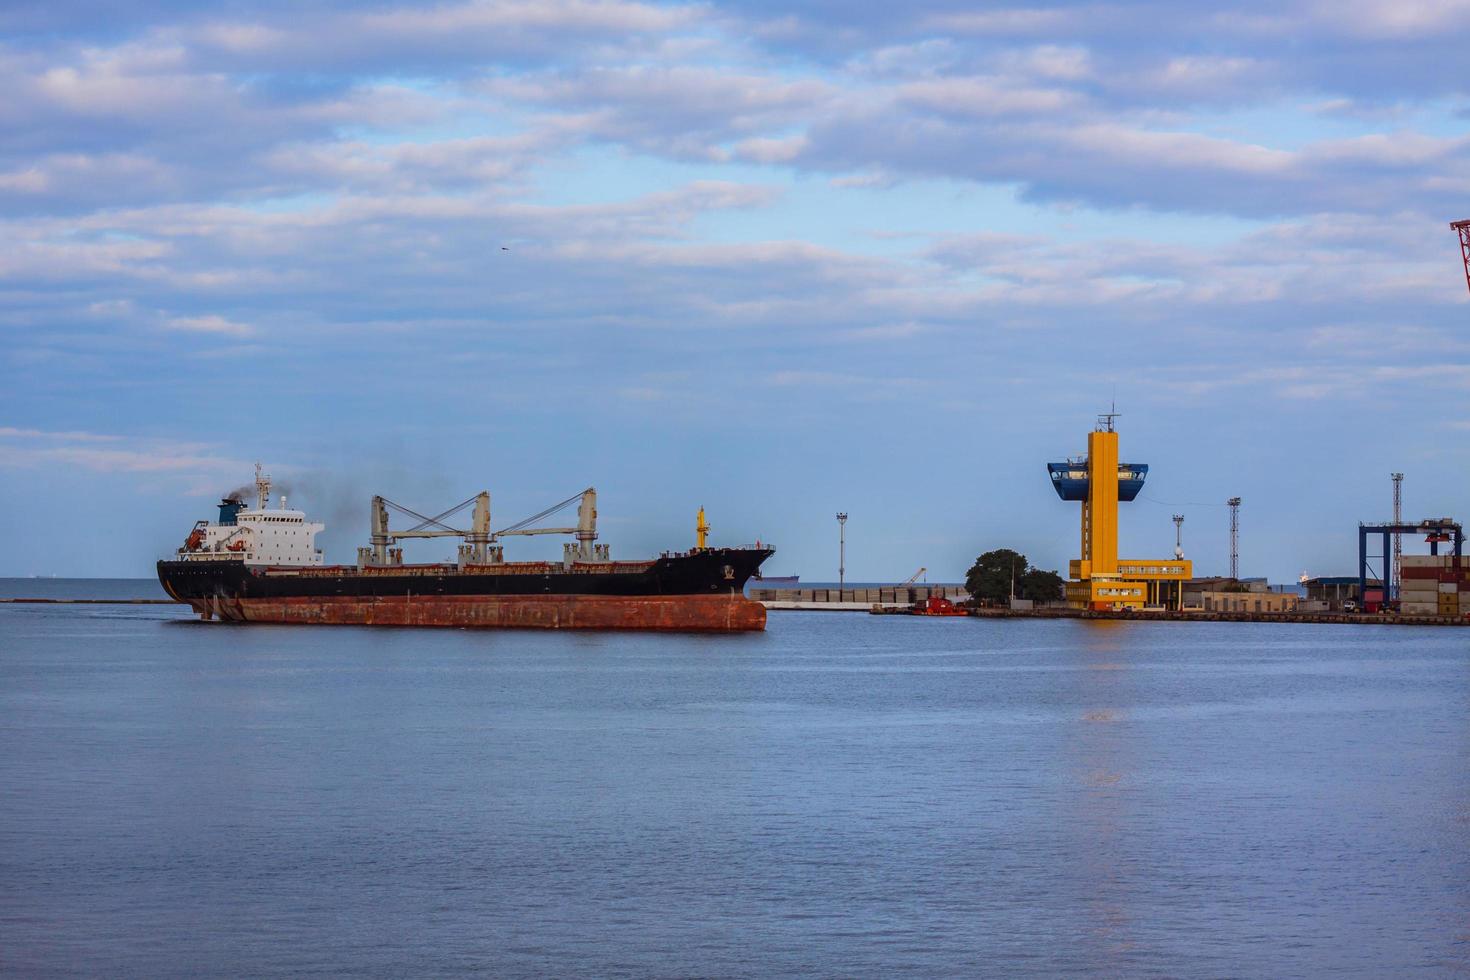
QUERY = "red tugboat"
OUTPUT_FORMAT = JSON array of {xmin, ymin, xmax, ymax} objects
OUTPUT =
[{"xmin": 910, "ymin": 596, "xmax": 969, "ymax": 616}]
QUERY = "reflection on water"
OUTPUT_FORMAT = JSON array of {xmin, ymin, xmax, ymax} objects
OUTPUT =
[
  {"xmin": 1065, "ymin": 622, "xmax": 1141, "ymax": 969},
  {"xmin": 1, "ymin": 602, "xmax": 1468, "ymax": 976},
  {"xmin": 1078, "ymin": 618, "xmax": 1132, "ymax": 651}
]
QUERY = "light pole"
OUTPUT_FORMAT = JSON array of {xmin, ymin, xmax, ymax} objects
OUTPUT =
[
  {"xmin": 836, "ymin": 512, "xmax": 847, "ymax": 588},
  {"xmin": 1227, "ymin": 497, "xmax": 1241, "ymax": 580},
  {"xmin": 1391, "ymin": 473, "xmax": 1403, "ymax": 600}
]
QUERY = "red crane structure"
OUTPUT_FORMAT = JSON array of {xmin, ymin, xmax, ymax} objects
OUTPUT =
[{"xmin": 1452, "ymin": 219, "xmax": 1470, "ymax": 295}]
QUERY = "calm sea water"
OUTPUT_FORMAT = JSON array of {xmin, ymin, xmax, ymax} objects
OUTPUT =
[{"xmin": 2, "ymin": 583, "xmax": 1468, "ymax": 977}]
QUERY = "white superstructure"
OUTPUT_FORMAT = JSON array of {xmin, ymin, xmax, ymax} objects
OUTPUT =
[{"xmin": 177, "ymin": 464, "xmax": 324, "ymax": 566}]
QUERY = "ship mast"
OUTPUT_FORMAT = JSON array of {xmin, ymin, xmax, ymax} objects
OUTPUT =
[{"xmin": 254, "ymin": 463, "xmax": 271, "ymax": 510}]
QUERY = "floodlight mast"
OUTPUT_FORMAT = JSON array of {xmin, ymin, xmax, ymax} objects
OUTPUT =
[
  {"xmin": 1227, "ymin": 497, "xmax": 1242, "ymax": 580},
  {"xmin": 836, "ymin": 512, "xmax": 848, "ymax": 587},
  {"xmin": 1391, "ymin": 473, "xmax": 1403, "ymax": 600}
]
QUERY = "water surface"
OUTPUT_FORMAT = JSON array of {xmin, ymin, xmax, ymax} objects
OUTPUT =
[{"xmin": 2, "ymin": 594, "xmax": 1467, "ymax": 976}]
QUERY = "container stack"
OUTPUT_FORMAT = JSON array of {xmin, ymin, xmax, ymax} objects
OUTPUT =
[{"xmin": 1399, "ymin": 556, "xmax": 1470, "ymax": 617}]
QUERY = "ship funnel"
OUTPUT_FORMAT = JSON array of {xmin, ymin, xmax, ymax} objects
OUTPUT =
[{"xmin": 218, "ymin": 498, "xmax": 244, "ymax": 526}]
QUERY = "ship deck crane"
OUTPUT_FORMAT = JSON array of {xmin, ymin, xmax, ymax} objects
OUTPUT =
[
  {"xmin": 362, "ymin": 488, "xmax": 605, "ymax": 566},
  {"xmin": 901, "ymin": 567, "xmax": 927, "ymax": 584}
]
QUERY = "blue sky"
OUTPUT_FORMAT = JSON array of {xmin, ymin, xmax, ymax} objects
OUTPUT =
[{"xmin": 2, "ymin": 0, "xmax": 1468, "ymax": 580}]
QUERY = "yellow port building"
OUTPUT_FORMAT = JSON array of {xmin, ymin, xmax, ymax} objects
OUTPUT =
[{"xmin": 1048, "ymin": 416, "xmax": 1192, "ymax": 610}]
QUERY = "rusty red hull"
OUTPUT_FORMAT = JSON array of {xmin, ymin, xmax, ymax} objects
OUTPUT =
[{"xmin": 185, "ymin": 593, "xmax": 768, "ymax": 631}]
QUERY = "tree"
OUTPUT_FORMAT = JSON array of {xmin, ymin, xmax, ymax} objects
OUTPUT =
[
  {"xmin": 1019, "ymin": 567, "xmax": 1065, "ymax": 602},
  {"xmin": 965, "ymin": 549, "xmax": 1027, "ymax": 604}
]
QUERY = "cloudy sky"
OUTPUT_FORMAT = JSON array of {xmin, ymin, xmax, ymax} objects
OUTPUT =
[{"xmin": 2, "ymin": 0, "xmax": 1468, "ymax": 580}]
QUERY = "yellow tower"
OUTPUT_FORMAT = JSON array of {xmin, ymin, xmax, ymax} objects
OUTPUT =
[
  {"xmin": 1050, "ymin": 415, "xmax": 1192, "ymax": 611},
  {"xmin": 1085, "ymin": 427, "xmax": 1119, "ymax": 576},
  {"xmin": 696, "ymin": 507, "xmax": 709, "ymax": 550}
]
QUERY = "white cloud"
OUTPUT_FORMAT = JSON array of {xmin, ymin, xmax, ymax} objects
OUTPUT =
[
  {"xmin": 164, "ymin": 315, "xmax": 255, "ymax": 337},
  {"xmin": 899, "ymin": 76, "xmax": 1083, "ymax": 116},
  {"xmin": 1316, "ymin": 0, "xmax": 1470, "ymax": 38},
  {"xmin": 0, "ymin": 426, "xmax": 121, "ymax": 442},
  {"xmin": 921, "ymin": 9, "xmax": 1071, "ymax": 35},
  {"xmin": 0, "ymin": 428, "xmax": 250, "ymax": 490}
]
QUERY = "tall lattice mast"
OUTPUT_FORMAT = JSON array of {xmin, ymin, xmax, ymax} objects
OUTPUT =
[
  {"xmin": 1227, "ymin": 497, "xmax": 1241, "ymax": 579},
  {"xmin": 1452, "ymin": 221, "xmax": 1470, "ymax": 296},
  {"xmin": 1391, "ymin": 473, "xmax": 1403, "ymax": 600},
  {"xmin": 836, "ymin": 512, "xmax": 847, "ymax": 587}
]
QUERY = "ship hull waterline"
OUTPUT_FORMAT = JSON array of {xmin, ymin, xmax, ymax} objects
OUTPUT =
[{"xmin": 178, "ymin": 592, "xmax": 767, "ymax": 631}]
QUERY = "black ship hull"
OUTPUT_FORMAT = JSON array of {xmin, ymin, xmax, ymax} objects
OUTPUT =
[{"xmin": 158, "ymin": 547, "xmax": 774, "ymax": 631}]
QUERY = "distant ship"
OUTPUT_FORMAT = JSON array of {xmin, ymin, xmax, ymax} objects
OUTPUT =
[
  {"xmin": 157, "ymin": 467, "xmax": 773, "ymax": 631},
  {"xmin": 754, "ymin": 574, "xmax": 799, "ymax": 586}
]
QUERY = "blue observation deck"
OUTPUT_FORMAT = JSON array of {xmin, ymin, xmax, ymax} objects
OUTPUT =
[{"xmin": 1047, "ymin": 462, "xmax": 1149, "ymax": 502}]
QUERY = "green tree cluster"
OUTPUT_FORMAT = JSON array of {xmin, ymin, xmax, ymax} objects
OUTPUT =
[{"xmin": 964, "ymin": 549, "xmax": 1066, "ymax": 605}]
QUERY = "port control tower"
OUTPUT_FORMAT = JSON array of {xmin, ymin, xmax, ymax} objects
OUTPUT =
[{"xmin": 1048, "ymin": 414, "xmax": 1192, "ymax": 610}]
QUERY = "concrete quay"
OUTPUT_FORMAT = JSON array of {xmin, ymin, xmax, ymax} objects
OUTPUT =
[
  {"xmin": 966, "ymin": 606, "xmax": 1470, "ymax": 627},
  {"xmin": 763, "ymin": 601, "xmax": 902, "ymax": 611},
  {"xmin": 752, "ymin": 585, "xmax": 966, "ymax": 613}
]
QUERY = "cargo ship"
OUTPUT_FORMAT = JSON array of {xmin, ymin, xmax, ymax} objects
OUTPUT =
[{"xmin": 157, "ymin": 467, "xmax": 774, "ymax": 631}]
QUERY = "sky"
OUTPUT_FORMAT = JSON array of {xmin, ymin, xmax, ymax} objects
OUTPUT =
[{"xmin": 2, "ymin": 0, "xmax": 1468, "ymax": 581}]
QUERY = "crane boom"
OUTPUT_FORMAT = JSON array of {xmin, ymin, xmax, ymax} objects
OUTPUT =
[
  {"xmin": 901, "ymin": 566, "xmax": 927, "ymax": 585},
  {"xmin": 1451, "ymin": 219, "xmax": 1470, "ymax": 296}
]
